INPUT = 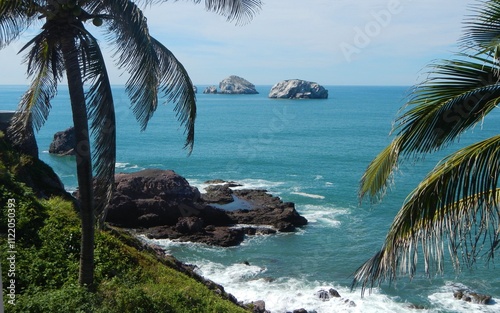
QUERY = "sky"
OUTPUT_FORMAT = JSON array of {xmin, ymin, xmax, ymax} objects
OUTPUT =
[{"xmin": 0, "ymin": 0, "xmax": 471, "ymax": 86}]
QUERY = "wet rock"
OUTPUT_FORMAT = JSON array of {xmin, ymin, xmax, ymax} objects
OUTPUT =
[
  {"xmin": 316, "ymin": 288, "xmax": 355, "ymax": 307},
  {"xmin": 202, "ymin": 184, "xmax": 234, "ymax": 204},
  {"xmin": 204, "ymin": 179, "xmax": 242, "ymax": 187},
  {"xmin": 107, "ymin": 170, "xmax": 307, "ymax": 246},
  {"xmin": 229, "ymin": 189, "xmax": 308, "ymax": 231},
  {"xmin": 454, "ymin": 289, "xmax": 492, "ymax": 304},
  {"xmin": 329, "ymin": 288, "xmax": 341, "ymax": 298},
  {"xmin": 250, "ymin": 300, "xmax": 269, "ymax": 313},
  {"xmin": 318, "ymin": 290, "xmax": 330, "ymax": 301},
  {"xmin": 146, "ymin": 224, "xmax": 245, "ymax": 247},
  {"xmin": 407, "ymin": 303, "xmax": 426, "ymax": 310}
]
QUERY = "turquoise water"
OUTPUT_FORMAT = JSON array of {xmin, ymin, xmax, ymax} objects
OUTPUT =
[{"xmin": 2, "ymin": 85, "xmax": 500, "ymax": 312}]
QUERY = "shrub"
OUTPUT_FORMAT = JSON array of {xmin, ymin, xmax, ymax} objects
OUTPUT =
[{"xmin": 10, "ymin": 284, "xmax": 97, "ymax": 313}]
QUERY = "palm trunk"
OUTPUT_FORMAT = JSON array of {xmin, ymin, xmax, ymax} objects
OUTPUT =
[{"xmin": 61, "ymin": 36, "xmax": 95, "ymax": 288}]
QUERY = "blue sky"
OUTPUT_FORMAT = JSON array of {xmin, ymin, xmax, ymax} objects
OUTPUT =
[{"xmin": 0, "ymin": 0, "xmax": 470, "ymax": 86}]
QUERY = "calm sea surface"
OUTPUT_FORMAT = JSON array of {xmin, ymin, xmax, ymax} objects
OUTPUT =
[{"xmin": 2, "ymin": 85, "xmax": 500, "ymax": 312}]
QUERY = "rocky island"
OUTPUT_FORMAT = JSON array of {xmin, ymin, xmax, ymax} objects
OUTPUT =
[
  {"xmin": 49, "ymin": 126, "xmax": 76, "ymax": 156},
  {"xmin": 269, "ymin": 79, "xmax": 328, "ymax": 99},
  {"xmin": 203, "ymin": 85, "xmax": 218, "ymax": 94},
  {"xmin": 202, "ymin": 75, "xmax": 258, "ymax": 94},
  {"xmin": 219, "ymin": 75, "xmax": 258, "ymax": 94},
  {"xmin": 104, "ymin": 169, "xmax": 307, "ymax": 247}
]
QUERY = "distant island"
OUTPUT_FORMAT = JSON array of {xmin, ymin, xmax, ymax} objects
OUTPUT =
[
  {"xmin": 269, "ymin": 79, "xmax": 328, "ymax": 99},
  {"xmin": 203, "ymin": 75, "xmax": 258, "ymax": 94}
]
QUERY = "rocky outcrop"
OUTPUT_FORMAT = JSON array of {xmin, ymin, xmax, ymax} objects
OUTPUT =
[
  {"xmin": 0, "ymin": 124, "xmax": 70, "ymax": 200},
  {"xmin": 229, "ymin": 188, "xmax": 307, "ymax": 232},
  {"xmin": 203, "ymin": 86, "xmax": 218, "ymax": 94},
  {"xmin": 454, "ymin": 289, "xmax": 492, "ymax": 305},
  {"xmin": 106, "ymin": 169, "xmax": 202, "ymax": 228},
  {"xmin": 316, "ymin": 288, "xmax": 356, "ymax": 308},
  {"xmin": 219, "ymin": 75, "xmax": 258, "ymax": 94},
  {"xmin": 1, "ymin": 110, "xmax": 38, "ymax": 158},
  {"xmin": 105, "ymin": 171, "xmax": 308, "ymax": 246},
  {"xmin": 268, "ymin": 79, "xmax": 328, "ymax": 99},
  {"xmin": 247, "ymin": 300, "xmax": 270, "ymax": 313},
  {"xmin": 49, "ymin": 126, "xmax": 76, "ymax": 156}
]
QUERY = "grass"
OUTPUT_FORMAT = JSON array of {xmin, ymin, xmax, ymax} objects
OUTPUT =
[{"xmin": 0, "ymin": 133, "xmax": 249, "ymax": 313}]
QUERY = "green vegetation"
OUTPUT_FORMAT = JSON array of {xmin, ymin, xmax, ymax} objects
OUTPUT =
[
  {"xmin": 1, "ymin": 0, "xmax": 262, "ymax": 287},
  {"xmin": 1, "ymin": 135, "xmax": 248, "ymax": 312}
]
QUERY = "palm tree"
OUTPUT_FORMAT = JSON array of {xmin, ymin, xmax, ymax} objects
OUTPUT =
[
  {"xmin": 1, "ymin": 0, "xmax": 261, "ymax": 288},
  {"xmin": 352, "ymin": 0, "xmax": 500, "ymax": 294}
]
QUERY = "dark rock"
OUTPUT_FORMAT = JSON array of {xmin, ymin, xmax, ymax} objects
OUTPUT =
[
  {"xmin": 329, "ymin": 288, "xmax": 341, "ymax": 298},
  {"xmin": 197, "ymin": 227, "xmax": 245, "ymax": 247},
  {"xmin": 0, "ymin": 124, "xmax": 69, "ymax": 200},
  {"xmin": 205, "ymin": 179, "xmax": 227, "ymax": 184},
  {"xmin": 407, "ymin": 303, "xmax": 426, "ymax": 310},
  {"xmin": 269, "ymin": 79, "xmax": 328, "ymax": 99},
  {"xmin": 204, "ymin": 225, "xmax": 216, "ymax": 232},
  {"xmin": 204, "ymin": 179, "xmax": 242, "ymax": 187},
  {"xmin": 137, "ymin": 213, "xmax": 161, "ymax": 227},
  {"xmin": 197, "ymin": 205, "xmax": 235, "ymax": 226},
  {"xmin": 202, "ymin": 184, "xmax": 234, "ymax": 204},
  {"xmin": 107, "ymin": 170, "xmax": 307, "ymax": 246},
  {"xmin": 251, "ymin": 300, "xmax": 269, "ymax": 313},
  {"xmin": 293, "ymin": 309, "xmax": 308, "ymax": 313},
  {"xmin": 316, "ymin": 288, "xmax": 354, "ymax": 307},
  {"xmin": 228, "ymin": 189, "xmax": 307, "ymax": 231},
  {"xmin": 203, "ymin": 86, "xmax": 218, "ymax": 94},
  {"xmin": 106, "ymin": 169, "xmax": 201, "ymax": 227},
  {"xmin": 49, "ymin": 126, "xmax": 76, "ymax": 156},
  {"xmin": 146, "ymin": 224, "xmax": 245, "ymax": 247},
  {"xmin": 1, "ymin": 110, "xmax": 39, "ymax": 158},
  {"xmin": 318, "ymin": 290, "xmax": 330, "ymax": 301},
  {"xmin": 219, "ymin": 75, "xmax": 258, "ymax": 94},
  {"xmin": 242, "ymin": 226, "xmax": 277, "ymax": 236},
  {"xmin": 454, "ymin": 289, "xmax": 492, "ymax": 304},
  {"xmin": 176, "ymin": 216, "xmax": 204, "ymax": 234}
]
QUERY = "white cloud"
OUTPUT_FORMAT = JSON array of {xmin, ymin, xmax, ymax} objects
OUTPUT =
[{"xmin": 0, "ymin": 0, "xmax": 471, "ymax": 85}]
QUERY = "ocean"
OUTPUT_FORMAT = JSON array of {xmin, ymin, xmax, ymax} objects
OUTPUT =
[{"xmin": 2, "ymin": 85, "xmax": 500, "ymax": 312}]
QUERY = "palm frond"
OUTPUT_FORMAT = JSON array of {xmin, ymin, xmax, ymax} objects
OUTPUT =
[
  {"xmin": 353, "ymin": 135, "xmax": 500, "ymax": 294},
  {"xmin": 78, "ymin": 30, "xmax": 116, "ymax": 227},
  {"xmin": 139, "ymin": 0, "xmax": 262, "ymax": 25},
  {"xmin": 151, "ymin": 37, "xmax": 196, "ymax": 152},
  {"xmin": 395, "ymin": 54, "xmax": 500, "ymax": 156},
  {"xmin": 8, "ymin": 29, "xmax": 62, "ymax": 143},
  {"xmin": 359, "ymin": 136, "xmax": 402, "ymax": 202},
  {"xmin": 361, "ymin": 54, "xmax": 500, "ymax": 201},
  {"xmin": 96, "ymin": 0, "xmax": 196, "ymax": 151},
  {"xmin": 0, "ymin": 0, "xmax": 38, "ymax": 49},
  {"xmin": 461, "ymin": 0, "xmax": 500, "ymax": 53},
  {"xmin": 194, "ymin": 0, "xmax": 262, "ymax": 25},
  {"xmin": 100, "ymin": 0, "xmax": 160, "ymax": 131}
]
